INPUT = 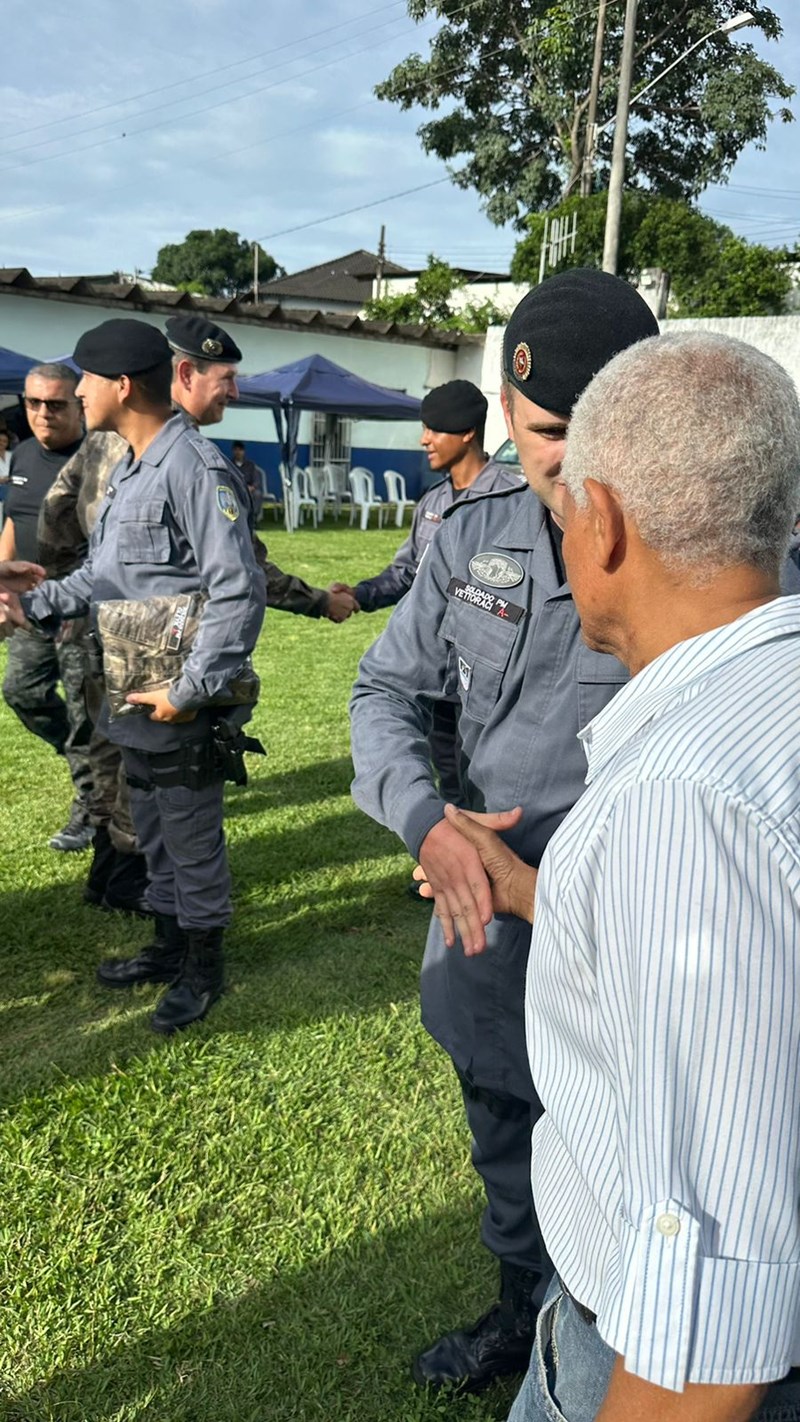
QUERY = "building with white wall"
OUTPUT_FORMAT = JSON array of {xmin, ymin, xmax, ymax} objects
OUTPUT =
[{"xmin": 0, "ymin": 268, "xmax": 482, "ymax": 500}]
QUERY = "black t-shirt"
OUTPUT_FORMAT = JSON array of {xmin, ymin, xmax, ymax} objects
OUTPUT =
[{"xmin": 6, "ymin": 436, "xmax": 83, "ymax": 562}]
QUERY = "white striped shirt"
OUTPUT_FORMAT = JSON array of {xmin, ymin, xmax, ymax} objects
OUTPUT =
[{"xmin": 526, "ymin": 597, "xmax": 800, "ymax": 1392}]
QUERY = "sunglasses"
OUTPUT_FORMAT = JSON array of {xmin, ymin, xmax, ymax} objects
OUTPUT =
[{"xmin": 24, "ymin": 397, "xmax": 78, "ymax": 414}]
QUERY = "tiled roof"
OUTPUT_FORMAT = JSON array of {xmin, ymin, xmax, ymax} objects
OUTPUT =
[
  {"xmin": 0, "ymin": 268, "xmax": 479, "ymax": 349},
  {"xmin": 258, "ymin": 248, "xmax": 410, "ymax": 302}
]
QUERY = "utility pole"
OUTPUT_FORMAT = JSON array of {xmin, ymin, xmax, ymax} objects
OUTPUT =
[
  {"xmin": 375, "ymin": 224, "xmax": 387, "ymax": 299},
  {"xmin": 252, "ymin": 242, "xmax": 259, "ymax": 305},
  {"xmin": 602, "ymin": 0, "xmax": 638, "ymax": 275},
  {"xmin": 581, "ymin": 0, "xmax": 608, "ymax": 197}
]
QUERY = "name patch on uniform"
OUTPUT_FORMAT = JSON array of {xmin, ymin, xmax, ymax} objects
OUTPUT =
[
  {"xmin": 458, "ymin": 657, "xmax": 472, "ymax": 692},
  {"xmin": 468, "ymin": 552, "xmax": 524, "ymax": 588},
  {"xmin": 447, "ymin": 577, "xmax": 525, "ymax": 623},
  {"xmin": 423, "ymin": 510, "xmax": 442, "ymax": 523},
  {"xmin": 216, "ymin": 485, "xmax": 239, "ymax": 521},
  {"xmin": 167, "ymin": 601, "xmax": 191, "ymax": 652}
]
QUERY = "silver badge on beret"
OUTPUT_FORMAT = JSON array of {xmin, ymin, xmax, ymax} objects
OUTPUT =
[
  {"xmin": 202, "ymin": 337, "xmax": 224, "ymax": 357},
  {"xmin": 469, "ymin": 553, "xmax": 525, "ymax": 588}
]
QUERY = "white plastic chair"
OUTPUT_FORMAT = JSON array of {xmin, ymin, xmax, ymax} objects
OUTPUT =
[
  {"xmin": 279, "ymin": 462, "xmax": 299, "ymax": 531},
  {"xmin": 307, "ymin": 466, "xmax": 339, "ymax": 522},
  {"xmin": 348, "ymin": 468, "xmax": 385, "ymax": 531},
  {"xmin": 293, "ymin": 467, "xmax": 319, "ymax": 527},
  {"xmin": 383, "ymin": 470, "xmax": 416, "ymax": 529}
]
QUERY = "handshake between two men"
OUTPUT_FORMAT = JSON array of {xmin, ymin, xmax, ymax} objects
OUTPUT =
[{"xmin": 413, "ymin": 802, "xmax": 538, "ymax": 957}]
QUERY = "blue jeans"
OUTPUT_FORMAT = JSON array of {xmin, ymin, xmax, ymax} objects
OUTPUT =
[{"xmin": 508, "ymin": 1276, "xmax": 800, "ymax": 1422}]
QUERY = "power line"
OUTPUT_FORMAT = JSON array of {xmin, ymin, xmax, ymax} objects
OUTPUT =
[
  {"xmin": 0, "ymin": 10, "xmax": 418, "ymax": 168},
  {"xmin": 1, "ymin": 0, "xmax": 407, "ymax": 146},
  {"xmin": 255, "ymin": 177, "xmax": 453, "ymax": 241}
]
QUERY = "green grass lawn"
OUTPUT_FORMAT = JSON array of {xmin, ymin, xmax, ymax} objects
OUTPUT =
[{"xmin": 0, "ymin": 522, "xmax": 520, "ymax": 1422}]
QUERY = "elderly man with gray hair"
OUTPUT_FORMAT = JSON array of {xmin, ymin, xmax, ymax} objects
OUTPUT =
[{"xmin": 445, "ymin": 332, "xmax": 800, "ymax": 1422}]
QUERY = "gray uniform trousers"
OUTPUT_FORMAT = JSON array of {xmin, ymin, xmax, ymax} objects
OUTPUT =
[
  {"xmin": 122, "ymin": 743, "xmax": 231, "ymax": 930},
  {"xmin": 2, "ymin": 624, "xmax": 93, "ymax": 806}
]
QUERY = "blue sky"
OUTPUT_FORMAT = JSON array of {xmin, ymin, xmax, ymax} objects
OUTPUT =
[{"xmin": 1, "ymin": 0, "xmax": 797, "ymax": 280}]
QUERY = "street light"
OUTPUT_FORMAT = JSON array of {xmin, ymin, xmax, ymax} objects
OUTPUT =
[{"xmin": 601, "ymin": 9, "xmax": 756, "ymax": 274}]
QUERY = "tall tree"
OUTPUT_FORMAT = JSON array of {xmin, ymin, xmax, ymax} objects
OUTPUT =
[
  {"xmin": 511, "ymin": 193, "xmax": 794, "ymax": 317},
  {"xmin": 377, "ymin": 1, "xmax": 793, "ymax": 228},
  {"xmin": 151, "ymin": 229, "xmax": 283, "ymax": 297}
]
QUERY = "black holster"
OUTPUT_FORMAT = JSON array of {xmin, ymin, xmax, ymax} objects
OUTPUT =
[{"xmin": 211, "ymin": 718, "xmax": 266, "ymax": 787}]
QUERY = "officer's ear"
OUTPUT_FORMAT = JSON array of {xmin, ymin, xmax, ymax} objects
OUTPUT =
[
  {"xmin": 173, "ymin": 356, "xmax": 194, "ymax": 393},
  {"xmin": 117, "ymin": 374, "xmax": 134, "ymax": 404}
]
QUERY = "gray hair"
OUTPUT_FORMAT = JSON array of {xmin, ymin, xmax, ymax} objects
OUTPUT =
[
  {"xmin": 25, "ymin": 362, "xmax": 79, "ymax": 390},
  {"xmin": 171, "ymin": 352, "xmax": 211, "ymax": 377},
  {"xmin": 561, "ymin": 332, "xmax": 800, "ymax": 577}
]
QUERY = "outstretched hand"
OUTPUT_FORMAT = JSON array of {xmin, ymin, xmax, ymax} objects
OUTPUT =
[
  {"xmin": 443, "ymin": 803, "xmax": 537, "ymax": 927},
  {"xmin": 0, "ymin": 560, "xmax": 45, "ymax": 593},
  {"xmin": 325, "ymin": 582, "xmax": 360, "ymax": 622},
  {"xmin": 0, "ymin": 589, "xmax": 32, "ymax": 630}
]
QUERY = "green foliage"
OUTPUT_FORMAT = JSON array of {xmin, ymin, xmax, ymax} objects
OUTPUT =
[
  {"xmin": 510, "ymin": 193, "xmax": 794, "ymax": 317},
  {"xmin": 0, "ymin": 524, "xmax": 519, "ymax": 1422},
  {"xmin": 377, "ymin": 1, "xmax": 794, "ymax": 228},
  {"xmin": 151, "ymin": 229, "xmax": 283, "ymax": 298},
  {"xmin": 365, "ymin": 254, "xmax": 510, "ymax": 332}
]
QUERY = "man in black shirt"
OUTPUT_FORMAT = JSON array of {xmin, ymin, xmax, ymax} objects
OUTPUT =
[{"xmin": 0, "ymin": 363, "xmax": 94, "ymax": 850}]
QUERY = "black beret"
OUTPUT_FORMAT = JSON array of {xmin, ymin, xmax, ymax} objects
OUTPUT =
[
  {"xmin": 420, "ymin": 379, "xmax": 488, "ymax": 434},
  {"xmin": 503, "ymin": 268, "xmax": 659, "ymax": 416},
  {"xmin": 73, "ymin": 319, "xmax": 172, "ymax": 378},
  {"xmin": 166, "ymin": 315, "xmax": 242, "ymax": 364}
]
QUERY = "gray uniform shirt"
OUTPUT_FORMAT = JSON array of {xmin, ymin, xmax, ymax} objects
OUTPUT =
[
  {"xmin": 22, "ymin": 414, "xmax": 266, "ymax": 750},
  {"xmin": 353, "ymin": 459, "xmax": 522, "ymax": 612},
  {"xmin": 350, "ymin": 483, "xmax": 628, "ymax": 1095}
]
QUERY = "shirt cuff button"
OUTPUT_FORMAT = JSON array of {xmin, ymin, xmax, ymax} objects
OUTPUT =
[{"xmin": 655, "ymin": 1212, "xmax": 681, "ymax": 1237}]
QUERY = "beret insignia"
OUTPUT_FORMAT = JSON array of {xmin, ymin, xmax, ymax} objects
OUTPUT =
[
  {"xmin": 202, "ymin": 338, "xmax": 224, "ymax": 357},
  {"xmin": 513, "ymin": 342, "xmax": 532, "ymax": 382}
]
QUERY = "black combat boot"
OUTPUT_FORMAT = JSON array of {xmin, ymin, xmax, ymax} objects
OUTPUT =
[
  {"xmin": 101, "ymin": 848, "xmax": 151, "ymax": 916},
  {"xmin": 83, "ymin": 825, "xmax": 116, "ymax": 906},
  {"xmin": 411, "ymin": 1261, "xmax": 540, "ymax": 1392},
  {"xmin": 150, "ymin": 927, "xmax": 224, "ymax": 1035},
  {"xmin": 96, "ymin": 914, "xmax": 187, "ymax": 988}
]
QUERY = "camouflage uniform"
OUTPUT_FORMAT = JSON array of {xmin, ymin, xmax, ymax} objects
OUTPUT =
[{"xmin": 38, "ymin": 432, "xmax": 136, "ymax": 851}]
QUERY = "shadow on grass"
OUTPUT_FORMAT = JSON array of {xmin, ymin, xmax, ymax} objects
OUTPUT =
[
  {"xmin": 225, "ymin": 755, "xmax": 356, "ymax": 816},
  {"xmin": 3, "ymin": 1205, "xmax": 518, "ymax": 1422},
  {"xmin": 0, "ymin": 854, "xmax": 430, "ymax": 1107}
]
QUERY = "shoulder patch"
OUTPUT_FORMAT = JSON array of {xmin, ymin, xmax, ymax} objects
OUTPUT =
[
  {"xmin": 441, "ymin": 482, "xmax": 527, "ymax": 520},
  {"xmin": 216, "ymin": 485, "xmax": 240, "ymax": 521}
]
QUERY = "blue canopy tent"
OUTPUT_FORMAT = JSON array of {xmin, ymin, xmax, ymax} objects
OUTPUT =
[
  {"xmin": 232, "ymin": 352, "xmax": 421, "ymax": 531},
  {"xmin": 0, "ymin": 344, "xmax": 40, "ymax": 394}
]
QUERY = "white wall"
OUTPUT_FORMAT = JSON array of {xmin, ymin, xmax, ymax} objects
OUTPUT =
[
  {"xmin": 661, "ymin": 314, "xmax": 800, "ymax": 393},
  {"xmin": 0, "ymin": 291, "xmax": 461, "ymax": 454}
]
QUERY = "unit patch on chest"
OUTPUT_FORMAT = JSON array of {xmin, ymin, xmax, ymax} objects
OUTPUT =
[
  {"xmin": 468, "ymin": 552, "xmax": 524, "ymax": 588},
  {"xmin": 423, "ymin": 510, "xmax": 442, "ymax": 523},
  {"xmin": 216, "ymin": 484, "xmax": 239, "ymax": 521},
  {"xmin": 458, "ymin": 656, "xmax": 472, "ymax": 692},
  {"xmin": 447, "ymin": 577, "xmax": 525, "ymax": 623}
]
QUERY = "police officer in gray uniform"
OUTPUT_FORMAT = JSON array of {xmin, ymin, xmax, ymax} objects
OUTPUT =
[
  {"xmin": 340, "ymin": 380, "xmax": 520, "ymax": 805},
  {"xmin": 10, "ymin": 319, "xmax": 266, "ymax": 1035},
  {"xmin": 166, "ymin": 315, "xmax": 357, "ymax": 624},
  {"xmin": 349, "ymin": 271, "xmax": 658, "ymax": 1391},
  {"xmin": 338, "ymin": 381, "xmax": 521, "ymax": 613}
]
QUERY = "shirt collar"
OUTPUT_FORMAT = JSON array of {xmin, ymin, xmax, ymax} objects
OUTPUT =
[
  {"xmin": 119, "ymin": 413, "xmax": 186, "ymax": 477},
  {"xmin": 580, "ymin": 597, "xmax": 800, "ymax": 782}
]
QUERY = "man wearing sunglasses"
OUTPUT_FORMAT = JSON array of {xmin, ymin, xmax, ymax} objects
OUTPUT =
[{"xmin": 0, "ymin": 363, "xmax": 94, "ymax": 850}]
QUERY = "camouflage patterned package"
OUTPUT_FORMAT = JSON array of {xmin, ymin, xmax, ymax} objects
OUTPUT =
[{"xmin": 96, "ymin": 591, "xmax": 260, "ymax": 719}]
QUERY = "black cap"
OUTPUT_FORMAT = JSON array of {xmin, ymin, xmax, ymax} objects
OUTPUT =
[
  {"xmin": 420, "ymin": 379, "xmax": 488, "ymax": 434},
  {"xmin": 73, "ymin": 319, "xmax": 172, "ymax": 378},
  {"xmin": 503, "ymin": 268, "xmax": 659, "ymax": 416},
  {"xmin": 166, "ymin": 315, "xmax": 242, "ymax": 363}
]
